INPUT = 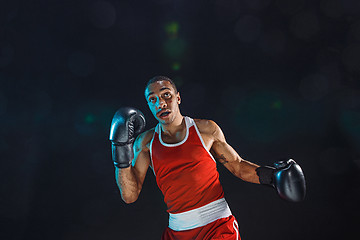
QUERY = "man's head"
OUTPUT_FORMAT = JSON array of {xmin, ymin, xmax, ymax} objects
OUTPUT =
[
  {"xmin": 145, "ymin": 76, "xmax": 178, "ymax": 94},
  {"xmin": 144, "ymin": 76, "xmax": 181, "ymax": 125}
]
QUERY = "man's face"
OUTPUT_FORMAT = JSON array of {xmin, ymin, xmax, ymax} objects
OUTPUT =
[{"xmin": 145, "ymin": 80, "xmax": 181, "ymax": 125}]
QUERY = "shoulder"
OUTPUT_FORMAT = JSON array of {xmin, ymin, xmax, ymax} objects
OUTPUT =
[
  {"xmin": 193, "ymin": 118, "xmax": 225, "ymax": 141},
  {"xmin": 134, "ymin": 127, "xmax": 155, "ymax": 150},
  {"xmin": 193, "ymin": 118, "xmax": 219, "ymax": 135}
]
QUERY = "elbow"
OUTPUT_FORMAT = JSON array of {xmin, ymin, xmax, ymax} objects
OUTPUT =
[
  {"xmin": 121, "ymin": 193, "xmax": 139, "ymax": 204},
  {"xmin": 122, "ymin": 197, "xmax": 137, "ymax": 204}
]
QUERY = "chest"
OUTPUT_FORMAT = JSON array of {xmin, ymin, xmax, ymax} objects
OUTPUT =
[
  {"xmin": 161, "ymin": 129, "xmax": 186, "ymax": 144},
  {"xmin": 151, "ymin": 128, "xmax": 216, "ymax": 175},
  {"xmin": 160, "ymin": 128, "xmax": 213, "ymax": 151}
]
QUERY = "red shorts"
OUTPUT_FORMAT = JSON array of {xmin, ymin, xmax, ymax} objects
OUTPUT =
[{"xmin": 161, "ymin": 215, "xmax": 240, "ymax": 240}]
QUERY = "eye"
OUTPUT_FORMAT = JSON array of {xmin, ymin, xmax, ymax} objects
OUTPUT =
[
  {"xmin": 148, "ymin": 97, "xmax": 155, "ymax": 103},
  {"xmin": 163, "ymin": 92, "xmax": 171, "ymax": 98}
]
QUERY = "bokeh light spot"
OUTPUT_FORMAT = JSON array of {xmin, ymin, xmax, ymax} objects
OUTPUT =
[
  {"xmin": 227, "ymin": 89, "xmax": 301, "ymax": 143},
  {"xmin": 163, "ymin": 39, "xmax": 187, "ymax": 59},
  {"xmin": 165, "ymin": 21, "xmax": 179, "ymax": 39},
  {"xmin": 172, "ymin": 62, "xmax": 181, "ymax": 71},
  {"xmin": 85, "ymin": 114, "xmax": 95, "ymax": 124},
  {"xmin": 339, "ymin": 109, "xmax": 360, "ymax": 154},
  {"xmin": 272, "ymin": 100, "xmax": 283, "ymax": 109},
  {"xmin": 276, "ymin": 0, "xmax": 305, "ymax": 15},
  {"xmin": 213, "ymin": 0, "xmax": 241, "ymax": 23},
  {"xmin": 290, "ymin": 11, "xmax": 320, "ymax": 40},
  {"xmin": 299, "ymin": 74, "xmax": 329, "ymax": 101},
  {"xmin": 258, "ymin": 29, "xmax": 287, "ymax": 56},
  {"xmin": 320, "ymin": 0, "xmax": 344, "ymax": 18},
  {"xmin": 75, "ymin": 102, "xmax": 115, "ymax": 136},
  {"xmin": 340, "ymin": 110, "xmax": 360, "ymax": 133}
]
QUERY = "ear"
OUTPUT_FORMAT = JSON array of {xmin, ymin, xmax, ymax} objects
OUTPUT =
[{"xmin": 176, "ymin": 92, "xmax": 181, "ymax": 104}]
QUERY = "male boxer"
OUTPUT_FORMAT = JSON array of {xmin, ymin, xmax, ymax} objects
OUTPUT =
[{"xmin": 109, "ymin": 76, "xmax": 306, "ymax": 239}]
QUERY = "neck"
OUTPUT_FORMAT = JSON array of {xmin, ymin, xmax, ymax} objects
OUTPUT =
[{"xmin": 160, "ymin": 114, "xmax": 185, "ymax": 136}]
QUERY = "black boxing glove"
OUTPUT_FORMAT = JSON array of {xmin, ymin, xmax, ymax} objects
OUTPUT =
[
  {"xmin": 256, "ymin": 159, "xmax": 306, "ymax": 202},
  {"xmin": 109, "ymin": 107, "xmax": 146, "ymax": 168}
]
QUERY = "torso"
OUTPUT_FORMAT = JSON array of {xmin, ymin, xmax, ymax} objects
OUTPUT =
[{"xmin": 147, "ymin": 116, "xmax": 224, "ymax": 214}]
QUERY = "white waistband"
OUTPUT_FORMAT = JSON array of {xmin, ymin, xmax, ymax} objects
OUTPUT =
[{"xmin": 168, "ymin": 198, "xmax": 232, "ymax": 231}]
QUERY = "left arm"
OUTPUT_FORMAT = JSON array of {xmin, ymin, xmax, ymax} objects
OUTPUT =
[{"xmin": 208, "ymin": 120, "xmax": 260, "ymax": 184}]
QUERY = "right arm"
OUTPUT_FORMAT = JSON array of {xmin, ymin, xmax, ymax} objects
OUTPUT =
[
  {"xmin": 115, "ymin": 131, "xmax": 152, "ymax": 203},
  {"xmin": 109, "ymin": 107, "xmax": 150, "ymax": 204}
]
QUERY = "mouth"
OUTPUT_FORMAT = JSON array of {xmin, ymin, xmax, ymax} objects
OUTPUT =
[{"xmin": 157, "ymin": 110, "xmax": 171, "ymax": 119}]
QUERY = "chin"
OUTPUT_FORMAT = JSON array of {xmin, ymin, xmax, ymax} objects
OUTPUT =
[
  {"xmin": 160, "ymin": 119, "xmax": 171, "ymax": 125},
  {"xmin": 159, "ymin": 117, "xmax": 173, "ymax": 125}
]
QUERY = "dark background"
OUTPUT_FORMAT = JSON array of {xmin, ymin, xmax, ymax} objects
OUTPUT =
[{"xmin": 1, "ymin": 0, "xmax": 360, "ymax": 239}]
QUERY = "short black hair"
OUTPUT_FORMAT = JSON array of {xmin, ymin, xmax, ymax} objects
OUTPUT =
[{"xmin": 145, "ymin": 76, "xmax": 178, "ymax": 93}]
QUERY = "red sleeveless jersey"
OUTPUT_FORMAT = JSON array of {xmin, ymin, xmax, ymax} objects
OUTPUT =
[{"xmin": 150, "ymin": 117, "xmax": 224, "ymax": 214}]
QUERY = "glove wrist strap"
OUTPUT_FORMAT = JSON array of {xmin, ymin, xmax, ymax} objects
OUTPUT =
[{"xmin": 256, "ymin": 166, "xmax": 275, "ymax": 187}]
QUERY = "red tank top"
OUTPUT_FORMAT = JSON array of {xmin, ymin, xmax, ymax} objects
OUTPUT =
[{"xmin": 150, "ymin": 117, "xmax": 224, "ymax": 214}]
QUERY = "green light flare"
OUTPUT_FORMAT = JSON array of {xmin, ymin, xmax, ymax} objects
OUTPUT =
[
  {"xmin": 272, "ymin": 100, "xmax": 283, "ymax": 109},
  {"xmin": 172, "ymin": 62, "xmax": 181, "ymax": 71},
  {"xmin": 85, "ymin": 114, "xmax": 95, "ymax": 123},
  {"xmin": 165, "ymin": 21, "xmax": 179, "ymax": 39},
  {"xmin": 163, "ymin": 38, "xmax": 187, "ymax": 59}
]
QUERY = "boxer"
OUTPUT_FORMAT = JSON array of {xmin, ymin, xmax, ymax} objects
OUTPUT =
[{"xmin": 109, "ymin": 76, "xmax": 306, "ymax": 239}]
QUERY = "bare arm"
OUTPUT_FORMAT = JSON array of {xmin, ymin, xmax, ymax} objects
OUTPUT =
[
  {"xmin": 115, "ymin": 130, "xmax": 151, "ymax": 203},
  {"xmin": 209, "ymin": 121, "xmax": 260, "ymax": 184}
]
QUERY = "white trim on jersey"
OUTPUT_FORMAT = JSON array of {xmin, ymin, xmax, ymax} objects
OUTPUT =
[
  {"xmin": 149, "ymin": 128, "xmax": 156, "ymax": 176},
  {"xmin": 157, "ymin": 116, "xmax": 190, "ymax": 147},
  {"xmin": 191, "ymin": 118, "xmax": 217, "ymax": 164},
  {"xmin": 233, "ymin": 218, "xmax": 240, "ymax": 240}
]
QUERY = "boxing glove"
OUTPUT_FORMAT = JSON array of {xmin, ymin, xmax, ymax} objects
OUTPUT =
[
  {"xmin": 109, "ymin": 107, "xmax": 146, "ymax": 168},
  {"xmin": 256, "ymin": 159, "xmax": 306, "ymax": 202}
]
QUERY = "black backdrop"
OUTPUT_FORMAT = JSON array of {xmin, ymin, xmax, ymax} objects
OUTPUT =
[{"xmin": 1, "ymin": 0, "xmax": 359, "ymax": 239}]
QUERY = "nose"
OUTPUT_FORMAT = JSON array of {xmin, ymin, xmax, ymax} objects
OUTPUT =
[{"xmin": 156, "ymin": 98, "xmax": 167, "ymax": 109}]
